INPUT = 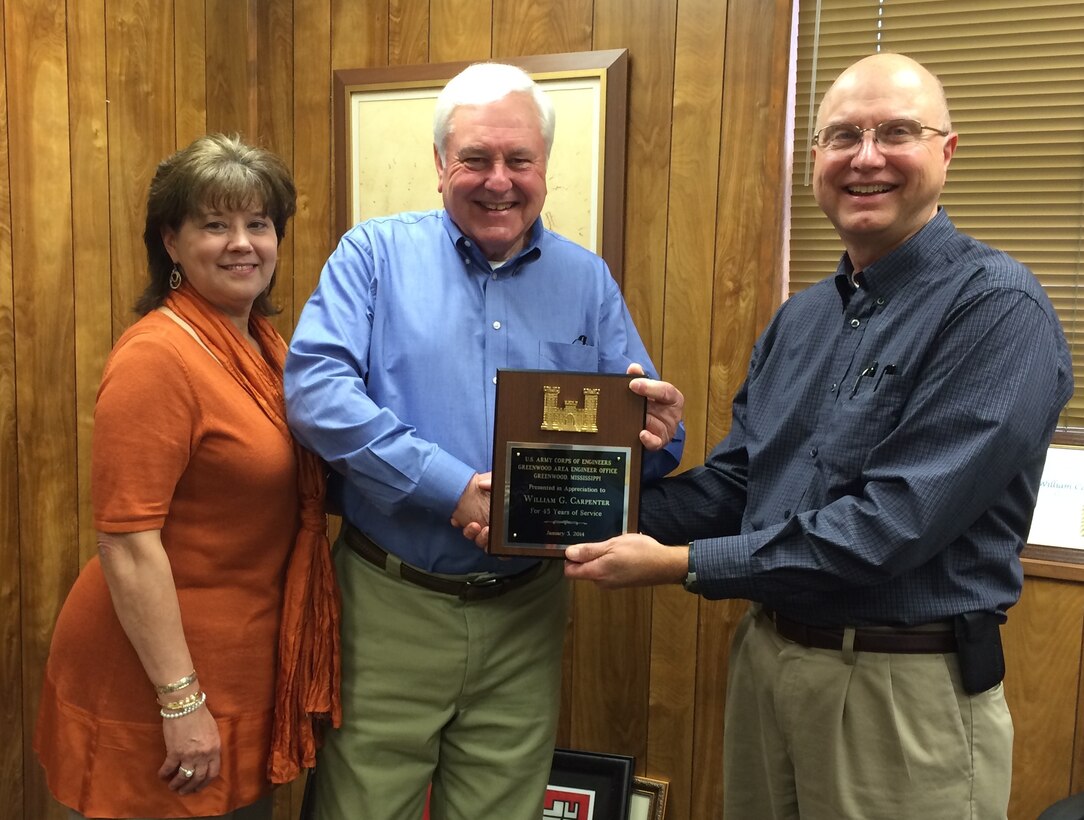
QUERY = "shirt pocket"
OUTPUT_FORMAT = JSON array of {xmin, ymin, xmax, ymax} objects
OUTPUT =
[
  {"xmin": 820, "ymin": 373, "xmax": 910, "ymax": 483},
  {"xmin": 537, "ymin": 340, "xmax": 599, "ymax": 372}
]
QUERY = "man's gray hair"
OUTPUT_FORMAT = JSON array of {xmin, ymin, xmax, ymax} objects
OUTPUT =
[{"xmin": 433, "ymin": 62, "xmax": 555, "ymax": 163}]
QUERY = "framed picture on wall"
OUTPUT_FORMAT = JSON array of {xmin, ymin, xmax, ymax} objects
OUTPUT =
[
  {"xmin": 332, "ymin": 49, "xmax": 629, "ymax": 285},
  {"xmin": 543, "ymin": 747, "xmax": 634, "ymax": 819},
  {"xmin": 1025, "ymin": 443, "xmax": 1084, "ymax": 553}
]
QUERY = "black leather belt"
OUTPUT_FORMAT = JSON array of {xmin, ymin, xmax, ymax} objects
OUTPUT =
[
  {"xmin": 763, "ymin": 607, "xmax": 957, "ymax": 654},
  {"xmin": 342, "ymin": 523, "xmax": 545, "ymax": 601}
]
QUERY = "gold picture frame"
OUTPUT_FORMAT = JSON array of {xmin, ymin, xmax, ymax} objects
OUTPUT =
[
  {"xmin": 630, "ymin": 775, "xmax": 669, "ymax": 820},
  {"xmin": 332, "ymin": 50, "xmax": 629, "ymax": 283}
]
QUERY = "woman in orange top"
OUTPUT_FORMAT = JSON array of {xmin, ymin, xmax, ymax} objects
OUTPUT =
[{"xmin": 35, "ymin": 134, "xmax": 339, "ymax": 819}]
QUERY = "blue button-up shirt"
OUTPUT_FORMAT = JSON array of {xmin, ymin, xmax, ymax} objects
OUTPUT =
[
  {"xmin": 285, "ymin": 210, "xmax": 683, "ymax": 575},
  {"xmin": 642, "ymin": 210, "xmax": 1072, "ymax": 625}
]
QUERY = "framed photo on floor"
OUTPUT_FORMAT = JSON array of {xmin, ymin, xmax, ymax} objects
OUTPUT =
[
  {"xmin": 543, "ymin": 747, "xmax": 634, "ymax": 819},
  {"xmin": 629, "ymin": 775, "xmax": 669, "ymax": 820}
]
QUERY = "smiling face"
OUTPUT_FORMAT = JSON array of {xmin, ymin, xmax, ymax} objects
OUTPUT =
[
  {"xmin": 162, "ymin": 205, "xmax": 278, "ymax": 328},
  {"xmin": 812, "ymin": 54, "xmax": 958, "ymax": 270},
  {"xmin": 434, "ymin": 92, "xmax": 548, "ymax": 262}
]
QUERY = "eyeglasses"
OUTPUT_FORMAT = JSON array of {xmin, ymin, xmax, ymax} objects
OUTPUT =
[{"xmin": 813, "ymin": 119, "xmax": 950, "ymax": 152}]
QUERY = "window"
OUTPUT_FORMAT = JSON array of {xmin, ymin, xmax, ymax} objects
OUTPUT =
[{"xmin": 789, "ymin": 0, "xmax": 1084, "ymax": 432}]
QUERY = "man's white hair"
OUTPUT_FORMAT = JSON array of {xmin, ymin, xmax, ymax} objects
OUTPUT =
[{"xmin": 433, "ymin": 62, "xmax": 555, "ymax": 163}]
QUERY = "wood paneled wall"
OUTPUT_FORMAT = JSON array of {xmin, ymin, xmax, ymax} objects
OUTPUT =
[
  {"xmin": 1, "ymin": 2, "xmax": 1077, "ymax": 820},
  {"xmin": 1004, "ymin": 563, "xmax": 1084, "ymax": 820}
]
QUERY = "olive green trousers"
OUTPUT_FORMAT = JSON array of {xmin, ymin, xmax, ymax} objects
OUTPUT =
[{"xmin": 311, "ymin": 537, "xmax": 569, "ymax": 820}]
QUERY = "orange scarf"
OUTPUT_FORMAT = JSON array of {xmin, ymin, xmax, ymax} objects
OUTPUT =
[{"xmin": 164, "ymin": 284, "xmax": 341, "ymax": 784}]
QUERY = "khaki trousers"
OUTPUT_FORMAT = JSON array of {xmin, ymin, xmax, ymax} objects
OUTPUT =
[
  {"xmin": 68, "ymin": 793, "xmax": 272, "ymax": 820},
  {"xmin": 312, "ymin": 536, "xmax": 569, "ymax": 820},
  {"xmin": 722, "ymin": 606, "xmax": 1013, "ymax": 820}
]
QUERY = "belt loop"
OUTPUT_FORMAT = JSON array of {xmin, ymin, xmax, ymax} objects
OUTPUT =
[
  {"xmin": 842, "ymin": 627, "xmax": 857, "ymax": 665},
  {"xmin": 385, "ymin": 552, "xmax": 403, "ymax": 581}
]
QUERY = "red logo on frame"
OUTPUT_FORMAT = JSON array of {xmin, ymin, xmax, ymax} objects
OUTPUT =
[{"xmin": 543, "ymin": 785, "xmax": 596, "ymax": 819}]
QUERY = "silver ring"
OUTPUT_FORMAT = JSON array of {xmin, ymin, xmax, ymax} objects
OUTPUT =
[{"xmin": 179, "ymin": 766, "xmax": 195, "ymax": 778}]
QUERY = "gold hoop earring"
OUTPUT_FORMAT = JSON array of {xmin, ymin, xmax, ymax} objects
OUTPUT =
[{"xmin": 169, "ymin": 265, "xmax": 183, "ymax": 290}]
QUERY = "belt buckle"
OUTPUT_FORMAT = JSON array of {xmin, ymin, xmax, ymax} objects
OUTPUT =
[{"xmin": 461, "ymin": 572, "xmax": 502, "ymax": 600}]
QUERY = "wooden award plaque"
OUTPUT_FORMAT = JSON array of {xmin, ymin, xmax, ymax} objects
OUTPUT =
[{"xmin": 488, "ymin": 369, "xmax": 645, "ymax": 558}]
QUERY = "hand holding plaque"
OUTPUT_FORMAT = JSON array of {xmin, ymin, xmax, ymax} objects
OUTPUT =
[{"xmin": 488, "ymin": 369, "xmax": 646, "ymax": 558}]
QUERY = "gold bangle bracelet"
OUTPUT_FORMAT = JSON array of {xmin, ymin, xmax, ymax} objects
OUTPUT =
[
  {"xmin": 160, "ymin": 690, "xmax": 207, "ymax": 719},
  {"xmin": 154, "ymin": 670, "xmax": 197, "ymax": 695},
  {"xmin": 160, "ymin": 691, "xmax": 203, "ymax": 711}
]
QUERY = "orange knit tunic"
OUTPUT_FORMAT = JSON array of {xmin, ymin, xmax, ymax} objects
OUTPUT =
[{"xmin": 35, "ymin": 312, "xmax": 299, "ymax": 818}]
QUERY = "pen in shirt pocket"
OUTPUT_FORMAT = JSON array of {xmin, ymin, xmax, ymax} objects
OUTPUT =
[
  {"xmin": 873, "ymin": 363, "xmax": 897, "ymax": 391},
  {"xmin": 850, "ymin": 361, "xmax": 878, "ymax": 398}
]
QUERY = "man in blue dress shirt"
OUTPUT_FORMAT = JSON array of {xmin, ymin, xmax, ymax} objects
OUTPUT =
[
  {"xmin": 565, "ymin": 53, "xmax": 1072, "ymax": 820},
  {"xmin": 284, "ymin": 62, "xmax": 684, "ymax": 820}
]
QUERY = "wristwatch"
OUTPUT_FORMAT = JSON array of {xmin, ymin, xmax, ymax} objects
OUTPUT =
[{"xmin": 682, "ymin": 542, "xmax": 700, "ymax": 594}]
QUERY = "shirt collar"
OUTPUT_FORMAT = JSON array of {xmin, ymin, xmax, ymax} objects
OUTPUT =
[
  {"xmin": 441, "ymin": 212, "xmax": 544, "ymax": 273},
  {"xmin": 833, "ymin": 208, "xmax": 955, "ymax": 307}
]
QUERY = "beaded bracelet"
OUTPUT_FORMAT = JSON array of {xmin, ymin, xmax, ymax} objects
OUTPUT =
[
  {"xmin": 161, "ymin": 690, "xmax": 207, "ymax": 719},
  {"xmin": 155, "ymin": 670, "xmax": 198, "ymax": 695},
  {"xmin": 161, "ymin": 691, "xmax": 203, "ymax": 711}
]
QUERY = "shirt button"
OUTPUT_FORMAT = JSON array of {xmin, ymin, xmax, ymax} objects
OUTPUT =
[
  {"xmin": 464, "ymin": 240, "xmax": 472, "ymax": 247},
  {"xmin": 492, "ymin": 321, "xmax": 501, "ymax": 330},
  {"xmin": 809, "ymin": 447, "xmax": 818, "ymax": 457},
  {"xmin": 830, "ymin": 383, "xmax": 838, "ymax": 393},
  {"xmin": 850, "ymin": 318, "xmax": 861, "ymax": 328},
  {"xmin": 876, "ymin": 297, "xmax": 885, "ymax": 306}
]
